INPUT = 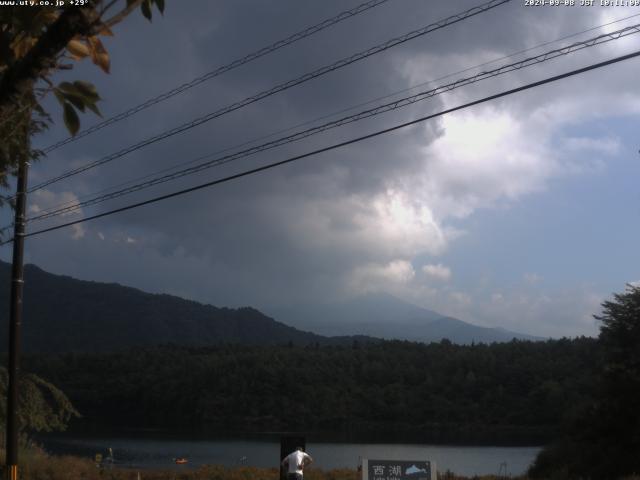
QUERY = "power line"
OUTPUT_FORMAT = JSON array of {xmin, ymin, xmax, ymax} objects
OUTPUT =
[
  {"xmin": 27, "ymin": 0, "xmax": 512, "ymax": 195},
  {"xmin": 27, "ymin": 22, "xmax": 640, "ymax": 223},
  {"xmin": 40, "ymin": 0, "xmax": 392, "ymax": 154},
  {"xmin": 6, "ymin": 7, "xmax": 638, "ymax": 216},
  {"xmin": 6, "ymin": 48, "xmax": 638, "ymax": 244},
  {"xmin": 27, "ymin": 11, "xmax": 640, "ymax": 219}
]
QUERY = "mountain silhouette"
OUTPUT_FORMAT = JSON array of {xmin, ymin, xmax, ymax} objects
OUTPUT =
[
  {"xmin": 0, "ymin": 261, "xmax": 373, "ymax": 353},
  {"xmin": 265, "ymin": 292, "xmax": 543, "ymax": 344}
]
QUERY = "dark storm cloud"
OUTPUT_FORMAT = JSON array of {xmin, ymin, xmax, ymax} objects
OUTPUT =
[{"xmin": 4, "ymin": 0, "xmax": 639, "ymax": 332}]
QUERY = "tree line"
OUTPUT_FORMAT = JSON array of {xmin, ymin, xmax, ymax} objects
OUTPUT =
[{"xmin": 22, "ymin": 336, "xmax": 598, "ymax": 445}]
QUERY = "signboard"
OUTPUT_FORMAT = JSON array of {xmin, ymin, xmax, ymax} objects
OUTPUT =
[{"xmin": 362, "ymin": 459, "xmax": 436, "ymax": 480}]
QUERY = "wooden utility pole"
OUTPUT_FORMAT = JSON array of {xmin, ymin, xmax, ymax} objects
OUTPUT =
[{"xmin": 5, "ymin": 157, "xmax": 29, "ymax": 480}]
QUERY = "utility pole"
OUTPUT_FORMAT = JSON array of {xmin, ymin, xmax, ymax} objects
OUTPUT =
[{"xmin": 5, "ymin": 156, "xmax": 29, "ymax": 480}]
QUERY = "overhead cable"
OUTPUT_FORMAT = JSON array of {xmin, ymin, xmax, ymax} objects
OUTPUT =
[
  {"xmin": 41, "ymin": 0, "xmax": 392, "ymax": 153},
  {"xmin": 27, "ymin": 23, "xmax": 640, "ymax": 223},
  {"xmin": 27, "ymin": 0, "xmax": 512, "ymax": 194},
  {"xmin": 27, "ymin": 11, "xmax": 640, "ymax": 219},
  {"xmin": 5, "ymin": 48, "xmax": 638, "ymax": 244}
]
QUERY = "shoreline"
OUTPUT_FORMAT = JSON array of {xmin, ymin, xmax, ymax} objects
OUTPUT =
[
  {"xmin": 14, "ymin": 449, "xmax": 528, "ymax": 480},
  {"xmin": 30, "ymin": 436, "xmax": 540, "ymax": 477}
]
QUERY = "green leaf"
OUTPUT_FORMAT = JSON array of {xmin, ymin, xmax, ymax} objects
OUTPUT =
[
  {"xmin": 64, "ymin": 93, "xmax": 85, "ymax": 113},
  {"xmin": 141, "ymin": 0, "xmax": 152, "ymax": 21},
  {"xmin": 85, "ymin": 102, "xmax": 102, "ymax": 118},
  {"xmin": 57, "ymin": 81, "xmax": 77, "ymax": 96},
  {"xmin": 57, "ymin": 81, "xmax": 101, "ymax": 117},
  {"xmin": 73, "ymin": 80, "xmax": 100, "ymax": 102},
  {"xmin": 53, "ymin": 88, "xmax": 65, "ymax": 107},
  {"xmin": 63, "ymin": 102, "xmax": 80, "ymax": 136}
]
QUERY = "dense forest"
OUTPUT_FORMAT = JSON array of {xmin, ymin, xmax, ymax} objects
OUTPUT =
[
  {"xmin": 0, "ymin": 262, "xmax": 376, "ymax": 352},
  {"xmin": 22, "ymin": 337, "xmax": 598, "ymax": 444},
  {"xmin": 529, "ymin": 285, "xmax": 640, "ymax": 479}
]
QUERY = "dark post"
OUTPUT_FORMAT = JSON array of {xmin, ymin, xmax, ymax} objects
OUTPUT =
[{"xmin": 5, "ymin": 157, "xmax": 29, "ymax": 480}]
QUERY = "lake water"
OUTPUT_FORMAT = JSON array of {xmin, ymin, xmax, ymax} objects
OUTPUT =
[{"xmin": 38, "ymin": 435, "xmax": 541, "ymax": 477}]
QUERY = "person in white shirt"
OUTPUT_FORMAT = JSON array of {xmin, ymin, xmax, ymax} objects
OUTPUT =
[{"xmin": 281, "ymin": 446, "xmax": 313, "ymax": 480}]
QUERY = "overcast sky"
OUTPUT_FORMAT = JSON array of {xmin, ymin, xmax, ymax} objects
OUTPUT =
[{"xmin": 2, "ymin": 0, "xmax": 639, "ymax": 338}]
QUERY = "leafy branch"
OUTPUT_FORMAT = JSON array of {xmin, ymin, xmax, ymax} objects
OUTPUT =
[{"xmin": 0, "ymin": 0, "xmax": 166, "ymax": 197}]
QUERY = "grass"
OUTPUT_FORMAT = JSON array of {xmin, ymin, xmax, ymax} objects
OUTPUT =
[
  {"xmin": 6, "ymin": 448, "xmax": 640, "ymax": 479},
  {"xmin": 0, "ymin": 448, "xmax": 502, "ymax": 480},
  {"xmin": 14, "ymin": 452, "xmax": 359, "ymax": 480}
]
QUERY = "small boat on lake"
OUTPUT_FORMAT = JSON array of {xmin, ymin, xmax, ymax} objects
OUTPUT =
[{"xmin": 174, "ymin": 458, "xmax": 188, "ymax": 465}]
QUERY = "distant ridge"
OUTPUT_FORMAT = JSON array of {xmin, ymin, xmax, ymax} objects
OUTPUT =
[
  {"xmin": 265, "ymin": 292, "xmax": 543, "ymax": 344},
  {"xmin": 0, "ymin": 261, "xmax": 541, "ymax": 353},
  {"xmin": 0, "ymin": 261, "xmax": 373, "ymax": 353}
]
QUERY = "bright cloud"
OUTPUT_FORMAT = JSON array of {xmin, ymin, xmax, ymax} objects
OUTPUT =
[
  {"xmin": 420, "ymin": 108, "xmax": 556, "ymax": 219},
  {"xmin": 348, "ymin": 259, "xmax": 415, "ymax": 294},
  {"xmin": 292, "ymin": 188, "xmax": 451, "ymax": 259},
  {"xmin": 28, "ymin": 190, "xmax": 84, "ymax": 241},
  {"xmin": 29, "ymin": 190, "xmax": 82, "ymax": 217},
  {"xmin": 473, "ymin": 287, "xmax": 603, "ymax": 337},
  {"xmin": 422, "ymin": 263, "xmax": 452, "ymax": 281}
]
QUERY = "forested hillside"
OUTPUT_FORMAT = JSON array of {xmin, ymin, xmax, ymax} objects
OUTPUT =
[
  {"xmin": 0, "ymin": 262, "xmax": 374, "ymax": 352},
  {"xmin": 24, "ymin": 337, "xmax": 598, "ymax": 444}
]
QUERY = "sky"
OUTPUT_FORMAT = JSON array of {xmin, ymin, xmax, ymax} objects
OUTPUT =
[{"xmin": 2, "ymin": 0, "xmax": 640, "ymax": 338}]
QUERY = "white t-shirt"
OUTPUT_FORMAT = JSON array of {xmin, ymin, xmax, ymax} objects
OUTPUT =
[{"xmin": 284, "ymin": 450, "xmax": 312, "ymax": 474}]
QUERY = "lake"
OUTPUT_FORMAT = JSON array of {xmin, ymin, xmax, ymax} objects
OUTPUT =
[{"xmin": 38, "ymin": 434, "xmax": 541, "ymax": 477}]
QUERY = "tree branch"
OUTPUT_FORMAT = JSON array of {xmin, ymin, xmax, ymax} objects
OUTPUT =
[
  {"xmin": 99, "ymin": 0, "xmax": 144, "ymax": 31},
  {"xmin": 100, "ymin": 0, "xmax": 121, "ymax": 16},
  {"xmin": 0, "ymin": 7, "xmax": 100, "ymax": 113}
]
